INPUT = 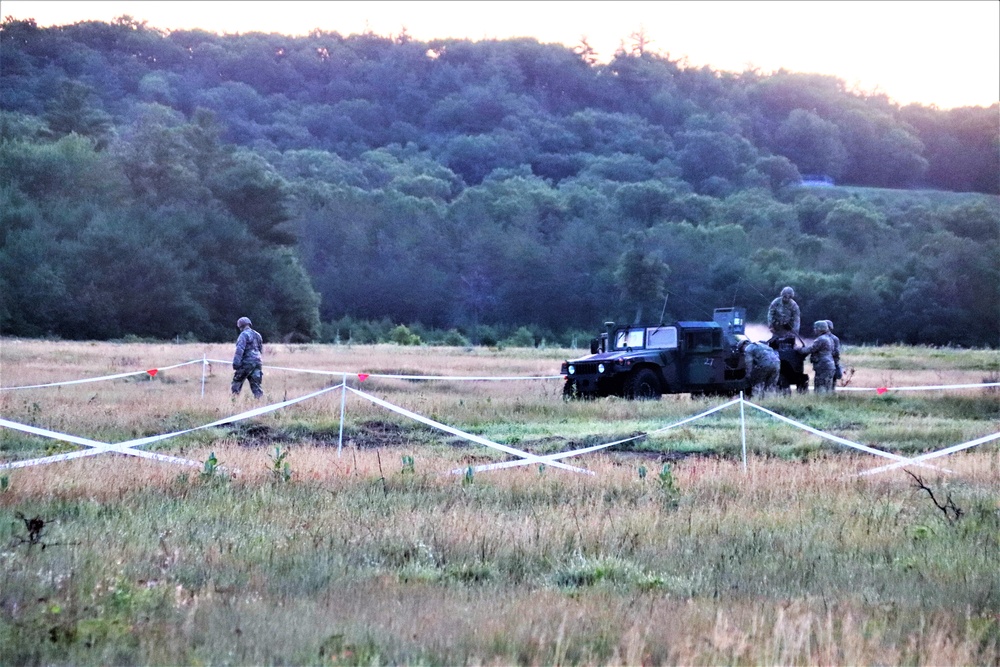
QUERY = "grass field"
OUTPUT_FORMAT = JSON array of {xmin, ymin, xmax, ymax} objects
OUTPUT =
[{"xmin": 1, "ymin": 339, "xmax": 998, "ymax": 665}]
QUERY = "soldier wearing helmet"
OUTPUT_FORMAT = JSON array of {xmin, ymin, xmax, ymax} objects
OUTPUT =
[
  {"xmin": 826, "ymin": 319, "xmax": 842, "ymax": 387},
  {"xmin": 232, "ymin": 317, "xmax": 264, "ymax": 399},
  {"xmin": 767, "ymin": 286, "xmax": 800, "ymax": 341},
  {"xmin": 739, "ymin": 338, "xmax": 781, "ymax": 397},
  {"xmin": 799, "ymin": 320, "xmax": 836, "ymax": 393}
]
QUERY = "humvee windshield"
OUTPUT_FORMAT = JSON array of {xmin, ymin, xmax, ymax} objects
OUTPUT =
[{"xmin": 613, "ymin": 326, "xmax": 678, "ymax": 350}]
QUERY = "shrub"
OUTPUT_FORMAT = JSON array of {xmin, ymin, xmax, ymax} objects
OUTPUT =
[
  {"xmin": 504, "ymin": 326, "xmax": 536, "ymax": 348},
  {"xmin": 389, "ymin": 325, "xmax": 421, "ymax": 346},
  {"xmin": 441, "ymin": 329, "xmax": 470, "ymax": 347}
]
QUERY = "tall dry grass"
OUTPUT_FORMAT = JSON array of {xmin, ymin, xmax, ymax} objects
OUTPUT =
[
  {"xmin": 2, "ymin": 447, "xmax": 998, "ymax": 665},
  {"xmin": 1, "ymin": 339, "xmax": 998, "ymax": 664}
]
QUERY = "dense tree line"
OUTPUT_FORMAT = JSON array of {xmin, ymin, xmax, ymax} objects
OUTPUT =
[{"xmin": 1, "ymin": 17, "xmax": 998, "ymax": 346}]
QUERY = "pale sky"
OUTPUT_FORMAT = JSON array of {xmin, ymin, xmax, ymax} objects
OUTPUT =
[{"xmin": 4, "ymin": 1, "xmax": 999, "ymax": 109}]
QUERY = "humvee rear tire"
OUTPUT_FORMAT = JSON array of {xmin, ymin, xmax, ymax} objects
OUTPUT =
[{"xmin": 626, "ymin": 368, "xmax": 661, "ymax": 400}]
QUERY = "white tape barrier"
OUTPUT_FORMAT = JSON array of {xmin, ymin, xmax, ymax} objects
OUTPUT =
[
  {"xmin": 458, "ymin": 398, "xmax": 743, "ymax": 474},
  {"xmin": 205, "ymin": 359, "xmax": 562, "ymax": 382},
  {"xmin": 743, "ymin": 401, "xmax": 950, "ymax": 473},
  {"xmin": 859, "ymin": 430, "xmax": 1000, "ymax": 477},
  {"xmin": 345, "ymin": 386, "xmax": 593, "ymax": 475},
  {"xmin": 839, "ymin": 382, "xmax": 1000, "ymax": 393},
  {"xmin": 4, "ymin": 355, "xmax": 993, "ymax": 391},
  {"xmin": 0, "ymin": 418, "xmax": 206, "ymax": 470},
  {"xmin": 206, "ymin": 359, "xmax": 348, "ymax": 377},
  {"xmin": 0, "ymin": 359, "xmax": 205, "ymax": 391},
  {"xmin": 360, "ymin": 373, "xmax": 563, "ymax": 381},
  {"xmin": 0, "ymin": 384, "xmax": 343, "ymax": 471},
  {"xmin": 213, "ymin": 359, "xmax": 995, "ymax": 388}
]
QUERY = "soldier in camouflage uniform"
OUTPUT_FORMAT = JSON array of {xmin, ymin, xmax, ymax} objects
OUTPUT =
[
  {"xmin": 825, "ymin": 319, "xmax": 842, "ymax": 388},
  {"xmin": 739, "ymin": 339, "xmax": 781, "ymax": 397},
  {"xmin": 767, "ymin": 286, "xmax": 800, "ymax": 341},
  {"xmin": 232, "ymin": 317, "xmax": 264, "ymax": 399},
  {"xmin": 799, "ymin": 320, "xmax": 836, "ymax": 393}
]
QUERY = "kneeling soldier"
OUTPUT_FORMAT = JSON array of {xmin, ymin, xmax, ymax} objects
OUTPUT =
[{"xmin": 740, "ymin": 339, "xmax": 781, "ymax": 397}]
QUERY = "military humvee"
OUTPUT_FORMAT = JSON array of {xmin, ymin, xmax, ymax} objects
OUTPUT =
[{"xmin": 561, "ymin": 307, "xmax": 751, "ymax": 399}]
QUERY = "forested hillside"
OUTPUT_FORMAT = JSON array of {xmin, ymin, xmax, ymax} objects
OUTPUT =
[{"xmin": 1, "ymin": 17, "xmax": 998, "ymax": 346}]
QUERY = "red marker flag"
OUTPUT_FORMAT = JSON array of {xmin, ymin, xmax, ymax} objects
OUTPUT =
[
  {"xmin": 358, "ymin": 373, "xmax": 369, "ymax": 382},
  {"xmin": 147, "ymin": 369, "xmax": 159, "ymax": 377},
  {"xmin": 876, "ymin": 387, "xmax": 888, "ymax": 395}
]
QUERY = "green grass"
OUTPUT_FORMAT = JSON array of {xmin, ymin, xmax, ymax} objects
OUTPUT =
[
  {"xmin": 1, "ymin": 340, "xmax": 998, "ymax": 664},
  {"xmin": 2, "ymin": 456, "xmax": 998, "ymax": 665}
]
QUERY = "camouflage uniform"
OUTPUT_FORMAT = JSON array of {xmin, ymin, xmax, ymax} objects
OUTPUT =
[
  {"xmin": 767, "ymin": 287, "xmax": 800, "ymax": 339},
  {"xmin": 743, "ymin": 341, "xmax": 780, "ymax": 396},
  {"xmin": 232, "ymin": 320, "xmax": 264, "ymax": 398},
  {"xmin": 826, "ymin": 320, "xmax": 842, "ymax": 387},
  {"xmin": 800, "ymin": 322, "xmax": 835, "ymax": 393}
]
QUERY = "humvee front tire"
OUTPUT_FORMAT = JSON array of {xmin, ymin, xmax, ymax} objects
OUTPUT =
[
  {"xmin": 563, "ymin": 379, "xmax": 579, "ymax": 399},
  {"xmin": 626, "ymin": 368, "xmax": 661, "ymax": 400},
  {"xmin": 563, "ymin": 379, "xmax": 596, "ymax": 400}
]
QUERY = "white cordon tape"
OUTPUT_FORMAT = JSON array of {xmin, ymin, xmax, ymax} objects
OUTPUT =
[
  {"xmin": 19, "ymin": 356, "xmax": 993, "ymax": 389},
  {"xmin": 459, "ymin": 398, "xmax": 743, "ymax": 474},
  {"xmin": 210, "ymin": 360, "xmax": 999, "ymax": 387},
  {"xmin": 839, "ymin": 382, "xmax": 1000, "ymax": 392},
  {"xmin": 345, "ymin": 387, "xmax": 593, "ymax": 475},
  {"xmin": 0, "ymin": 384, "xmax": 343, "ymax": 471},
  {"xmin": 360, "ymin": 373, "xmax": 564, "ymax": 381},
  {"xmin": 743, "ymin": 401, "xmax": 951, "ymax": 473},
  {"xmin": 0, "ymin": 417, "xmax": 207, "ymax": 469},
  {"xmin": 859, "ymin": 431, "xmax": 1000, "ymax": 477},
  {"xmin": 0, "ymin": 359, "xmax": 205, "ymax": 391},
  {"xmin": 205, "ymin": 360, "xmax": 349, "ymax": 377},
  {"xmin": 205, "ymin": 359, "xmax": 562, "ymax": 381}
]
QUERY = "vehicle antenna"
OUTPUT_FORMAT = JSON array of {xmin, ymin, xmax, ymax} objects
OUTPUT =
[{"xmin": 659, "ymin": 293, "xmax": 669, "ymax": 325}]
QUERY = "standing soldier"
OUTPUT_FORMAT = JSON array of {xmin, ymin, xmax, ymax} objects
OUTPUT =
[
  {"xmin": 739, "ymin": 339, "xmax": 781, "ymax": 397},
  {"xmin": 232, "ymin": 317, "xmax": 264, "ymax": 399},
  {"xmin": 826, "ymin": 319, "xmax": 842, "ymax": 388},
  {"xmin": 799, "ymin": 320, "xmax": 836, "ymax": 393},
  {"xmin": 767, "ymin": 286, "xmax": 800, "ymax": 341}
]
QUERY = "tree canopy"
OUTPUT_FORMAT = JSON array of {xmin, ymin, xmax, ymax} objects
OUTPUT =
[{"xmin": 1, "ymin": 18, "xmax": 997, "ymax": 346}]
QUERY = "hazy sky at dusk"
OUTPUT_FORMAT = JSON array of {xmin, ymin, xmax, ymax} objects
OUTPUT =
[{"xmin": 4, "ymin": 0, "xmax": 998, "ymax": 109}]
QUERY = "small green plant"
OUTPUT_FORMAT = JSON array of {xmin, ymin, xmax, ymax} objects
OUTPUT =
[
  {"xmin": 658, "ymin": 463, "xmax": 675, "ymax": 490},
  {"xmin": 268, "ymin": 446, "xmax": 291, "ymax": 482},
  {"xmin": 463, "ymin": 466, "xmax": 474, "ymax": 486},
  {"xmin": 659, "ymin": 463, "xmax": 680, "ymax": 508},
  {"xmin": 401, "ymin": 455, "xmax": 415, "ymax": 475},
  {"xmin": 638, "ymin": 465, "xmax": 647, "ymax": 480},
  {"xmin": 201, "ymin": 451, "xmax": 219, "ymax": 479},
  {"xmin": 1, "ymin": 475, "xmax": 9, "ymax": 493}
]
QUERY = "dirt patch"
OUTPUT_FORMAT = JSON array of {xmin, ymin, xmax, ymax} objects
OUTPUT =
[
  {"xmin": 608, "ymin": 450, "xmax": 701, "ymax": 464},
  {"xmin": 349, "ymin": 420, "xmax": 421, "ymax": 449},
  {"xmin": 227, "ymin": 423, "xmax": 292, "ymax": 447}
]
